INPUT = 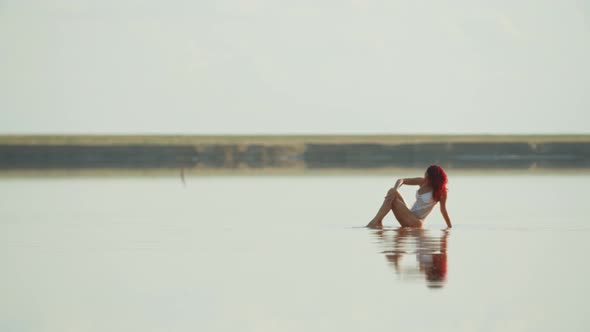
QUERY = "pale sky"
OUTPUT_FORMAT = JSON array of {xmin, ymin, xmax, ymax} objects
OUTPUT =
[{"xmin": 1, "ymin": 0, "xmax": 589, "ymax": 134}]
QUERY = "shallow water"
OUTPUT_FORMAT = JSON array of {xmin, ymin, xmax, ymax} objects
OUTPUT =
[{"xmin": 0, "ymin": 174, "xmax": 589, "ymax": 331}]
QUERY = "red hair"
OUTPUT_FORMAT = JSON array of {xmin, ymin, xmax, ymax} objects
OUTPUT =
[
  {"xmin": 426, "ymin": 254, "xmax": 447, "ymax": 283},
  {"xmin": 426, "ymin": 165, "xmax": 448, "ymax": 202}
]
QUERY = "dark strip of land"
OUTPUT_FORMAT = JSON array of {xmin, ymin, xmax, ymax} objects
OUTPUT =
[{"xmin": 0, "ymin": 135, "xmax": 589, "ymax": 171}]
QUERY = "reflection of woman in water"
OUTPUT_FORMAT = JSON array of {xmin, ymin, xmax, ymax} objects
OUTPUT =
[
  {"xmin": 376, "ymin": 228, "xmax": 449, "ymax": 288},
  {"xmin": 367, "ymin": 165, "xmax": 452, "ymax": 228}
]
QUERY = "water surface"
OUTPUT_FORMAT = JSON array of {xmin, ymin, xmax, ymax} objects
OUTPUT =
[{"xmin": 0, "ymin": 174, "xmax": 588, "ymax": 331}]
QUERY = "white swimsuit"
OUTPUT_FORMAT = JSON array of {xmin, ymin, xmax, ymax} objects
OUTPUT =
[{"xmin": 410, "ymin": 190, "xmax": 437, "ymax": 220}]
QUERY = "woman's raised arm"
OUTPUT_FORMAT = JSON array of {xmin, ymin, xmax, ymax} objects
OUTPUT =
[{"xmin": 399, "ymin": 177, "xmax": 425, "ymax": 186}]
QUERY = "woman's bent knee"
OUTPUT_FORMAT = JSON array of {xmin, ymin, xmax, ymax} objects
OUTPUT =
[{"xmin": 386, "ymin": 188, "xmax": 400, "ymax": 198}]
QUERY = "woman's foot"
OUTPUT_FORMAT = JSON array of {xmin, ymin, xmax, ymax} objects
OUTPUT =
[{"xmin": 366, "ymin": 219, "xmax": 383, "ymax": 229}]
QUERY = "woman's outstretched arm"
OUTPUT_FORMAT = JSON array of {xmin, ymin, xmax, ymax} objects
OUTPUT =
[
  {"xmin": 398, "ymin": 177, "xmax": 425, "ymax": 186},
  {"xmin": 439, "ymin": 193, "xmax": 452, "ymax": 228}
]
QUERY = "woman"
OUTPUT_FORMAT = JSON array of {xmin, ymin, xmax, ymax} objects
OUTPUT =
[{"xmin": 366, "ymin": 165, "xmax": 452, "ymax": 228}]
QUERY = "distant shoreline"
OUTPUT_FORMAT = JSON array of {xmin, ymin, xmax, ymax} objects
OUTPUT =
[
  {"xmin": 1, "ymin": 134, "xmax": 589, "ymax": 172},
  {"xmin": 1, "ymin": 134, "xmax": 590, "ymax": 145}
]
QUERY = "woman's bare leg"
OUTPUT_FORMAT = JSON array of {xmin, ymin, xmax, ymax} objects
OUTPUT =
[
  {"xmin": 367, "ymin": 188, "xmax": 402, "ymax": 228},
  {"xmin": 391, "ymin": 196, "xmax": 423, "ymax": 228}
]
